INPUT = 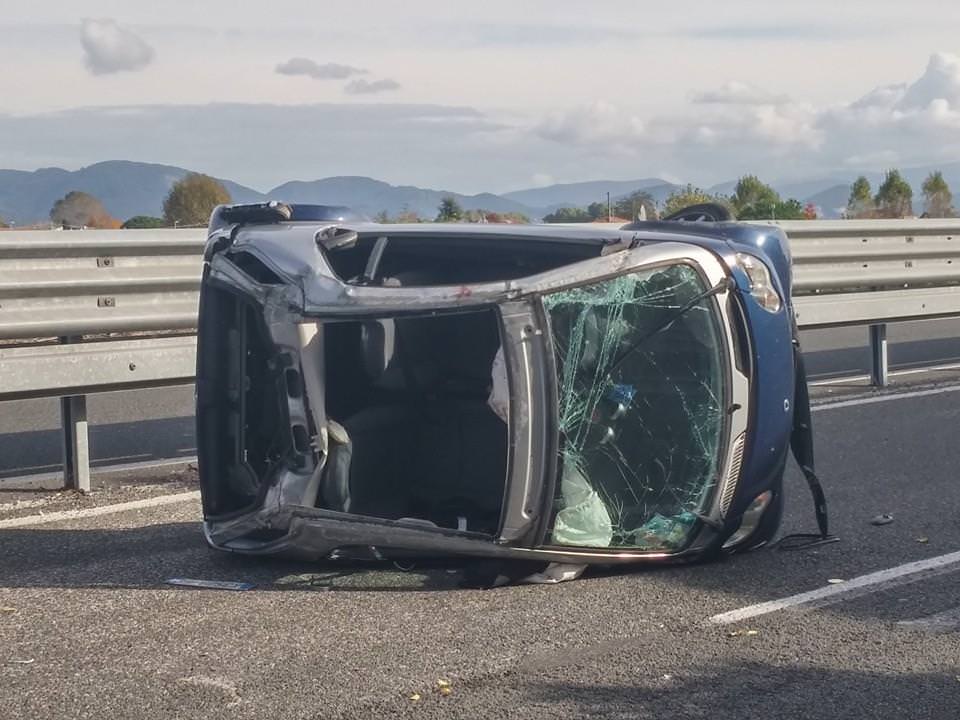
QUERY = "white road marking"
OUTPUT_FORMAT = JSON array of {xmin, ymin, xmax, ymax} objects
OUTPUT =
[
  {"xmin": 810, "ymin": 361, "xmax": 960, "ymax": 387},
  {"xmin": 796, "ymin": 562, "xmax": 960, "ymax": 611},
  {"xmin": 812, "ymin": 384, "xmax": 960, "ymax": 412},
  {"xmin": 0, "ymin": 455, "xmax": 197, "ymax": 490},
  {"xmin": 0, "ymin": 491, "xmax": 201, "ymax": 530},
  {"xmin": 897, "ymin": 606, "xmax": 960, "ymax": 632},
  {"xmin": 709, "ymin": 550, "xmax": 960, "ymax": 625}
]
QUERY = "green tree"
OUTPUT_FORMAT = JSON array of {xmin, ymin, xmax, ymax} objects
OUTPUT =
[
  {"xmin": 874, "ymin": 169, "xmax": 913, "ymax": 218},
  {"xmin": 0, "ymin": 215, "xmax": 8, "ymax": 228},
  {"xmin": 731, "ymin": 175, "xmax": 780, "ymax": 219},
  {"xmin": 727, "ymin": 175, "xmax": 806, "ymax": 220},
  {"xmin": 435, "ymin": 196, "xmax": 464, "ymax": 222},
  {"xmin": 772, "ymin": 198, "xmax": 806, "ymax": 220},
  {"xmin": 846, "ymin": 176, "xmax": 874, "ymax": 218},
  {"xmin": 542, "ymin": 207, "xmax": 592, "ymax": 223},
  {"xmin": 162, "ymin": 173, "xmax": 231, "ymax": 226},
  {"xmin": 614, "ymin": 190, "xmax": 657, "ymax": 221},
  {"xmin": 586, "ymin": 201, "xmax": 607, "ymax": 220},
  {"xmin": 122, "ymin": 215, "xmax": 167, "ymax": 229},
  {"xmin": 50, "ymin": 190, "xmax": 117, "ymax": 228},
  {"xmin": 921, "ymin": 171, "xmax": 954, "ymax": 218},
  {"xmin": 662, "ymin": 185, "xmax": 720, "ymax": 216}
]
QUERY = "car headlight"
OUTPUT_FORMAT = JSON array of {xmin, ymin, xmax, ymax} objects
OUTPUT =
[{"xmin": 736, "ymin": 253, "xmax": 782, "ymax": 313}]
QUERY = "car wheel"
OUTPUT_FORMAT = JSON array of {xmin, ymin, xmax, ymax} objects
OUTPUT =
[{"xmin": 662, "ymin": 202, "xmax": 735, "ymax": 222}]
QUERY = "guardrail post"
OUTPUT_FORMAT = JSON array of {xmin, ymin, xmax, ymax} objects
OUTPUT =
[
  {"xmin": 58, "ymin": 335, "xmax": 91, "ymax": 492},
  {"xmin": 869, "ymin": 323, "xmax": 889, "ymax": 387},
  {"xmin": 60, "ymin": 395, "xmax": 91, "ymax": 492}
]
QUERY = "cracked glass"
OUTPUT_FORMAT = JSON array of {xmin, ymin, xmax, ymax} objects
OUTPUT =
[{"xmin": 543, "ymin": 263, "xmax": 727, "ymax": 550}]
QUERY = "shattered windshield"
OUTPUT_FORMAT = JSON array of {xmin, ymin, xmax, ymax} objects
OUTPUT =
[{"xmin": 542, "ymin": 263, "xmax": 727, "ymax": 551}]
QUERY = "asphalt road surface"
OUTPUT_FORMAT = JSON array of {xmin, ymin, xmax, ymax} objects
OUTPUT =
[
  {"xmin": 3, "ymin": 319, "xmax": 960, "ymax": 482},
  {"xmin": 1, "ymin": 385, "xmax": 959, "ymax": 718}
]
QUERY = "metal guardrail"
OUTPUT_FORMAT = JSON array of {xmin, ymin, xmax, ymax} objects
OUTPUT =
[
  {"xmin": 773, "ymin": 218, "xmax": 960, "ymax": 321},
  {"xmin": 0, "ymin": 229, "xmax": 204, "ymax": 340},
  {"xmin": 768, "ymin": 219, "xmax": 960, "ymax": 385},
  {"xmin": 0, "ymin": 230, "xmax": 204, "ymax": 490},
  {"xmin": 3, "ymin": 220, "xmax": 960, "ymax": 490}
]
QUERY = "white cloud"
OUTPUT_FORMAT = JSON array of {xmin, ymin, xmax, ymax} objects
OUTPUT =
[
  {"xmin": 692, "ymin": 81, "xmax": 789, "ymax": 106},
  {"xmin": 850, "ymin": 84, "xmax": 906, "ymax": 110},
  {"xmin": 816, "ymin": 52, "xmax": 960, "ymax": 170},
  {"xmin": 898, "ymin": 52, "xmax": 960, "ymax": 109},
  {"xmin": 80, "ymin": 18, "xmax": 154, "ymax": 75},
  {"xmin": 536, "ymin": 101, "xmax": 644, "ymax": 145},
  {"xmin": 275, "ymin": 58, "xmax": 367, "ymax": 79},
  {"xmin": 6, "ymin": 41, "xmax": 960, "ymax": 193},
  {"xmin": 344, "ymin": 78, "xmax": 401, "ymax": 95},
  {"xmin": 532, "ymin": 52, "xmax": 960, "ymax": 181},
  {"xmin": 536, "ymin": 95, "xmax": 818, "ymax": 165}
]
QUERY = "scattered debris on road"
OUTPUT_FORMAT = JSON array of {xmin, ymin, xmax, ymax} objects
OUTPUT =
[
  {"xmin": 727, "ymin": 629, "xmax": 759, "ymax": 638},
  {"xmin": 915, "ymin": 537, "xmax": 930, "ymax": 544},
  {"xmin": 870, "ymin": 513, "xmax": 895, "ymax": 526},
  {"xmin": 166, "ymin": 578, "xmax": 255, "ymax": 591},
  {"xmin": 827, "ymin": 578, "xmax": 846, "ymax": 584},
  {"xmin": 176, "ymin": 676, "xmax": 242, "ymax": 708}
]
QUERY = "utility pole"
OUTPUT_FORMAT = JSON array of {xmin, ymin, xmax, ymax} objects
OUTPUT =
[{"xmin": 606, "ymin": 192, "xmax": 611, "ymax": 222}]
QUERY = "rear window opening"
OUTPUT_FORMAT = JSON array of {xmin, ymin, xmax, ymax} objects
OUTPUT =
[
  {"xmin": 323, "ymin": 233, "xmax": 604, "ymax": 286},
  {"xmin": 312, "ymin": 306, "xmax": 508, "ymax": 534}
]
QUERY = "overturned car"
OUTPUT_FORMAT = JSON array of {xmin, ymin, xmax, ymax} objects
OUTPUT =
[{"xmin": 196, "ymin": 202, "xmax": 827, "ymax": 575}]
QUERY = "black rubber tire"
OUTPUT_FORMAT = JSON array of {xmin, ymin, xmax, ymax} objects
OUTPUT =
[{"xmin": 662, "ymin": 202, "xmax": 735, "ymax": 222}]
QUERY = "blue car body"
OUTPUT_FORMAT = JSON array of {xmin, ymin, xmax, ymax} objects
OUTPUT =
[
  {"xmin": 196, "ymin": 204, "xmax": 805, "ymax": 571},
  {"xmin": 624, "ymin": 220, "xmax": 797, "ymax": 528}
]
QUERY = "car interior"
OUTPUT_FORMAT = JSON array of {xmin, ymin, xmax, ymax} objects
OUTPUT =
[{"xmin": 319, "ymin": 302, "xmax": 508, "ymax": 535}]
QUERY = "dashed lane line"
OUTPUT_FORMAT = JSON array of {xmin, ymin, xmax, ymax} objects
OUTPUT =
[
  {"xmin": 813, "ymin": 384, "xmax": 960, "ymax": 411},
  {"xmin": 709, "ymin": 550, "xmax": 960, "ymax": 625},
  {"xmin": 0, "ymin": 491, "xmax": 201, "ymax": 530},
  {"xmin": 810, "ymin": 360, "xmax": 960, "ymax": 386}
]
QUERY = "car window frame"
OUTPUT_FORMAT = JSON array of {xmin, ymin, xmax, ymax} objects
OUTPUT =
[{"xmin": 503, "ymin": 246, "xmax": 750, "ymax": 558}]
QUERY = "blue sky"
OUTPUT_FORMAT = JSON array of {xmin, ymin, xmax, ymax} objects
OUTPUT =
[{"xmin": 2, "ymin": 1, "xmax": 960, "ymax": 192}]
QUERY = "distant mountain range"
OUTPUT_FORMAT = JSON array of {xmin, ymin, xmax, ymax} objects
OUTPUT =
[
  {"xmin": 501, "ymin": 178, "xmax": 676, "ymax": 209},
  {"xmin": 3, "ymin": 159, "xmax": 960, "ymax": 224}
]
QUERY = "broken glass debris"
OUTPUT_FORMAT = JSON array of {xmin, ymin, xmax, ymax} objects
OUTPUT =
[{"xmin": 543, "ymin": 264, "xmax": 726, "ymax": 550}]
